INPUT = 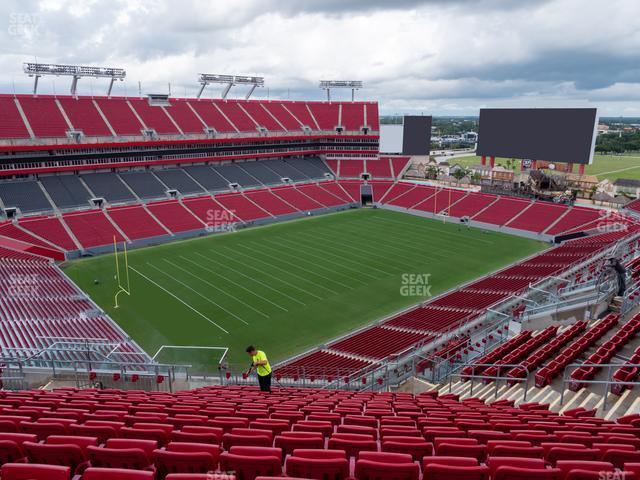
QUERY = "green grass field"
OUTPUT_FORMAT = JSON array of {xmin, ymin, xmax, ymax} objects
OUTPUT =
[
  {"xmin": 63, "ymin": 209, "xmax": 545, "ymax": 369},
  {"xmin": 448, "ymin": 154, "xmax": 640, "ymax": 182}
]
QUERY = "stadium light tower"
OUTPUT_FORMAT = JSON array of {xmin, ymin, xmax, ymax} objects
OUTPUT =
[
  {"xmin": 197, "ymin": 74, "xmax": 265, "ymax": 99},
  {"xmin": 319, "ymin": 80, "xmax": 363, "ymax": 101},
  {"xmin": 23, "ymin": 62, "xmax": 126, "ymax": 96}
]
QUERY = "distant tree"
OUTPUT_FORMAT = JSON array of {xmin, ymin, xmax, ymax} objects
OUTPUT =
[{"xmin": 452, "ymin": 168, "xmax": 470, "ymax": 184}]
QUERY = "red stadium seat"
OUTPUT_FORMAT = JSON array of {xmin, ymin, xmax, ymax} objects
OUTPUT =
[
  {"xmin": 82, "ymin": 468, "xmax": 155, "ymax": 480},
  {"xmin": 153, "ymin": 449, "xmax": 218, "ymax": 480},
  {"xmin": 220, "ymin": 451, "xmax": 282, "ymax": 480},
  {"xmin": 423, "ymin": 464, "xmax": 490, "ymax": 480},
  {"xmin": 0, "ymin": 463, "xmax": 70, "ymax": 480}
]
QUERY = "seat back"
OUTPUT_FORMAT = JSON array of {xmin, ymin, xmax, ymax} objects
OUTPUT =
[
  {"xmin": 23, "ymin": 441, "xmax": 86, "ymax": 472},
  {"xmin": 82, "ymin": 468, "xmax": 155, "ymax": 480},
  {"xmin": 87, "ymin": 446, "xmax": 152, "ymax": 470},
  {"xmin": 355, "ymin": 459, "xmax": 420, "ymax": 480},
  {"xmin": 286, "ymin": 455, "xmax": 349, "ymax": 480},
  {"xmin": 154, "ymin": 449, "xmax": 216, "ymax": 480},
  {"xmin": 493, "ymin": 466, "xmax": 562, "ymax": 480},
  {"xmin": 0, "ymin": 463, "xmax": 70, "ymax": 480},
  {"xmin": 220, "ymin": 452, "xmax": 282, "ymax": 480},
  {"xmin": 423, "ymin": 464, "xmax": 489, "ymax": 480},
  {"xmin": 435, "ymin": 442, "xmax": 486, "ymax": 461}
]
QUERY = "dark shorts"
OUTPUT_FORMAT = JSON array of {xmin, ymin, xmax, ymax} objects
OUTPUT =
[{"xmin": 258, "ymin": 372, "xmax": 272, "ymax": 392}]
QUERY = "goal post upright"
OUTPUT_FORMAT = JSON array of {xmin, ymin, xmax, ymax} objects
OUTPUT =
[{"xmin": 114, "ymin": 236, "xmax": 131, "ymax": 309}]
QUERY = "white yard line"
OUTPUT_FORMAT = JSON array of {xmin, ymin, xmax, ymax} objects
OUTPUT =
[
  {"xmin": 177, "ymin": 256, "xmax": 288, "ymax": 313},
  {"xmin": 193, "ymin": 251, "xmax": 307, "ymax": 306},
  {"xmin": 279, "ymin": 233, "xmax": 393, "ymax": 277},
  {"xmin": 129, "ymin": 266, "xmax": 230, "ymax": 334},
  {"xmin": 261, "ymin": 238, "xmax": 371, "ymax": 285},
  {"xmin": 234, "ymin": 244, "xmax": 340, "ymax": 295},
  {"xmin": 159, "ymin": 259, "xmax": 264, "ymax": 321},
  {"xmin": 248, "ymin": 241, "xmax": 354, "ymax": 290},
  {"xmin": 148, "ymin": 261, "xmax": 253, "ymax": 323},
  {"xmin": 218, "ymin": 246, "xmax": 324, "ymax": 300}
]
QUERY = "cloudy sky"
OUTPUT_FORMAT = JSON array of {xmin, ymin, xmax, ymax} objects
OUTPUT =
[{"xmin": 1, "ymin": 0, "xmax": 639, "ymax": 115}]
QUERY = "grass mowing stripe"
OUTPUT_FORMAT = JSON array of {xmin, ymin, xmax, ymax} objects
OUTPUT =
[
  {"xmin": 219, "ymin": 246, "xmax": 325, "ymax": 299},
  {"xmin": 276, "ymin": 234, "xmax": 389, "ymax": 278},
  {"xmin": 368, "ymin": 215, "xmax": 497, "ymax": 246},
  {"xmin": 250, "ymin": 241, "xmax": 355, "ymax": 290},
  {"xmin": 178, "ymin": 256, "xmax": 289, "ymax": 312},
  {"xmin": 261, "ymin": 238, "xmax": 372, "ymax": 285},
  {"xmin": 235, "ymin": 244, "xmax": 340, "ymax": 295},
  {"xmin": 129, "ymin": 266, "xmax": 230, "ymax": 334},
  {"xmin": 160, "ymin": 258, "xmax": 265, "ymax": 320},
  {"xmin": 192, "ymin": 251, "xmax": 307, "ymax": 306},
  {"xmin": 293, "ymin": 228, "xmax": 413, "ymax": 272},
  {"xmin": 148, "ymin": 261, "xmax": 256, "ymax": 322}
]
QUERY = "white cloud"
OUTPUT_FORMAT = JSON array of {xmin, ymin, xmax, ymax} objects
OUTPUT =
[{"xmin": 0, "ymin": 0, "xmax": 639, "ymax": 115}]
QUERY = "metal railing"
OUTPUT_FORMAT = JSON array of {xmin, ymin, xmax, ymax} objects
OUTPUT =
[
  {"xmin": 448, "ymin": 363, "xmax": 532, "ymax": 401},
  {"xmin": 560, "ymin": 362, "xmax": 640, "ymax": 411}
]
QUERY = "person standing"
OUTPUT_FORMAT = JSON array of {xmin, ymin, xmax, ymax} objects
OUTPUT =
[{"xmin": 245, "ymin": 345, "xmax": 272, "ymax": 393}]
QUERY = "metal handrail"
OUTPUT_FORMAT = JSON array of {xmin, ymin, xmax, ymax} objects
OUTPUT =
[{"xmin": 448, "ymin": 363, "xmax": 531, "ymax": 401}]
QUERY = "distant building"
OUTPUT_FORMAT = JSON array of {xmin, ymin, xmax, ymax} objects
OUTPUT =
[{"xmin": 613, "ymin": 178, "xmax": 640, "ymax": 198}]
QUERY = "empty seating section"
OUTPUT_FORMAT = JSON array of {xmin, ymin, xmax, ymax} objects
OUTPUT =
[
  {"xmin": 271, "ymin": 187, "xmax": 323, "ymax": 211},
  {"xmin": 0, "ymin": 96, "xmax": 30, "ymax": 138},
  {"xmin": 185, "ymin": 100, "xmax": 236, "ymax": 132},
  {"xmin": 318, "ymin": 182, "xmax": 355, "ymax": 203},
  {"xmin": 535, "ymin": 314, "xmax": 620, "ymax": 387},
  {"xmin": 182, "ymin": 197, "xmax": 238, "ymax": 227},
  {"xmin": 17, "ymin": 96, "xmax": 68, "ymax": 137},
  {"xmin": 473, "ymin": 197, "xmax": 531, "ymax": 226},
  {"xmin": 262, "ymin": 102, "xmax": 302, "ymax": 130},
  {"xmin": 366, "ymin": 158, "xmax": 393, "ymax": 178},
  {"xmin": 388, "ymin": 186, "xmax": 436, "ymax": 209},
  {"xmin": 283, "ymin": 102, "xmax": 319, "ymax": 129},
  {"xmin": 0, "ymin": 256, "xmax": 147, "ymax": 361},
  {"xmin": 239, "ymin": 101, "xmax": 283, "ymax": 131},
  {"xmin": 275, "ymin": 351, "xmax": 374, "ymax": 378},
  {"xmin": 164, "ymin": 99, "xmax": 206, "ymax": 134},
  {"xmin": 292, "ymin": 157, "xmax": 331, "ymax": 179},
  {"xmin": 146, "ymin": 201, "xmax": 204, "ymax": 233},
  {"xmin": 93, "ymin": 98, "xmax": 143, "ymax": 136},
  {"xmin": 506, "ymin": 202, "xmax": 569, "ymax": 232},
  {"xmin": 119, "ymin": 172, "xmax": 167, "ymax": 199},
  {"xmin": 182, "ymin": 166, "xmax": 229, "ymax": 191},
  {"xmin": 128, "ymin": 99, "xmax": 178, "ymax": 134},
  {"xmin": 0, "ymin": 181, "xmax": 51, "ymax": 213},
  {"xmin": 326, "ymin": 160, "xmax": 339, "ymax": 177},
  {"xmin": 3, "ymin": 385, "xmax": 638, "ymax": 480},
  {"xmin": 107, "ymin": 205, "xmax": 167, "ymax": 240},
  {"xmin": 214, "ymin": 193, "xmax": 270, "ymax": 222},
  {"xmin": 569, "ymin": 313, "xmax": 640, "ymax": 391},
  {"xmin": 213, "ymin": 100, "xmax": 257, "ymax": 132},
  {"xmin": 414, "ymin": 189, "xmax": 467, "ymax": 214},
  {"xmin": 431, "ymin": 290, "xmax": 508, "ymax": 310},
  {"xmin": 367, "ymin": 102, "xmax": 380, "ymax": 130},
  {"xmin": 153, "ymin": 169, "xmax": 203, "ymax": 195},
  {"xmin": 546, "ymin": 206, "xmax": 604, "ymax": 235},
  {"xmin": 0, "ymin": 222, "xmax": 62, "ymax": 251},
  {"xmin": 57, "ymin": 97, "xmax": 111, "ymax": 137},
  {"xmin": 308, "ymin": 103, "xmax": 339, "ymax": 130},
  {"xmin": 448, "ymin": 193, "xmax": 497, "ymax": 219},
  {"xmin": 390, "ymin": 157, "xmax": 411, "ymax": 177},
  {"xmin": 262, "ymin": 159, "xmax": 307, "ymax": 182},
  {"xmin": 295, "ymin": 185, "xmax": 346, "ymax": 207},
  {"xmin": 39, "ymin": 175, "xmax": 91, "ymax": 209},
  {"xmin": 18, "ymin": 217, "xmax": 78, "ymax": 251},
  {"xmin": 385, "ymin": 307, "xmax": 473, "ymax": 333},
  {"xmin": 338, "ymin": 181, "xmax": 363, "ymax": 202},
  {"xmin": 238, "ymin": 162, "xmax": 283, "ymax": 185},
  {"xmin": 62, "ymin": 210, "xmax": 125, "ymax": 248},
  {"xmin": 243, "ymin": 190, "xmax": 298, "ymax": 216},
  {"xmin": 339, "ymin": 160, "xmax": 365, "ymax": 178},
  {"xmin": 214, "ymin": 164, "xmax": 261, "ymax": 187},
  {"xmin": 341, "ymin": 103, "xmax": 365, "ymax": 131},
  {"xmin": 382, "ymin": 183, "xmax": 416, "ymax": 204},
  {"xmin": 329, "ymin": 326, "xmax": 432, "ymax": 359},
  {"xmin": 81, "ymin": 173, "xmax": 135, "ymax": 203}
]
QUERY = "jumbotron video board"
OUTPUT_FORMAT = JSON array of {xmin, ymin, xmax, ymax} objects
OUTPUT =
[
  {"xmin": 380, "ymin": 115, "xmax": 432, "ymax": 155},
  {"xmin": 477, "ymin": 108, "xmax": 598, "ymax": 165}
]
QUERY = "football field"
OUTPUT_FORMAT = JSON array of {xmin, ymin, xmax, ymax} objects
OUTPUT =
[{"xmin": 64, "ymin": 208, "xmax": 545, "ymax": 369}]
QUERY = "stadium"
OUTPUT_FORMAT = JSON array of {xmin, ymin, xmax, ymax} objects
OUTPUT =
[{"xmin": 1, "ymin": 1, "xmax": 640, "ymax": 479}]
